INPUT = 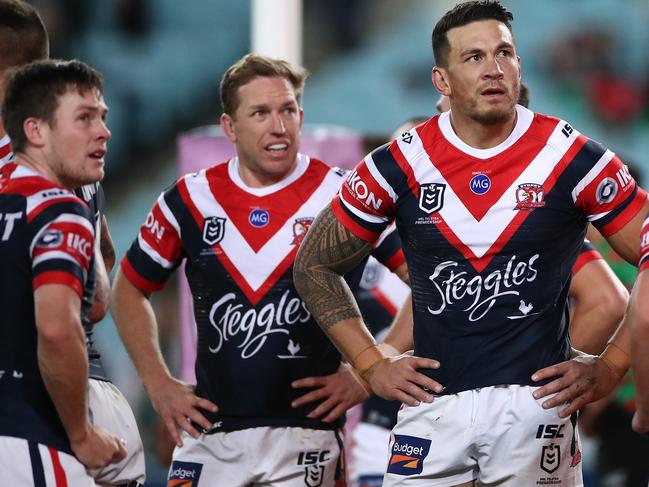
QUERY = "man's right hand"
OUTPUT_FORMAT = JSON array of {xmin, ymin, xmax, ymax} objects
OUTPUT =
[
  {"xmin": 147, "ymin": 376, "xmax": 218, "ymax": 447},
  {"xmin": 71, "ymin": 425, "xmax": 127, "ymax": 470},
  {"xmin": 364, "ymin": 353, "xmax": 442, "ymax": 406}
]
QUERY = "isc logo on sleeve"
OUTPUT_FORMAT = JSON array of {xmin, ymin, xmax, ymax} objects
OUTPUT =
[
  {"xmin": 167, "ymin": 460, "xmax": 203, "ymax": 486},
  {"xmin": 386, "ymin": 434, "xmax": 431, "ymax": 476}
]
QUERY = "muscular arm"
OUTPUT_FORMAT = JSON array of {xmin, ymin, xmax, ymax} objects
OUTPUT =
[
  {"xmin": 293, "ymin": 204, "xmax": 379, "ymax": 367},
  {"xmin": 99, "ymin": 215, "xmax": 116, "ymax": 273},
  {"xmin": 86, "ymin": 215, "xmax": 115, "ymax": 324},
  {"xmin": 569, "ymin": 259, "xmax": 628, "ymax": 354},
  {"xmin": 533, "ymin": 198, "xmax": 648, "ymax": 415},
  {"xmin": 294, "ymin": 205, "xmax": 441, "ymax": 404},
  {"xmin": 36, "ymin": 284, "xmax": 91, "ymax": 442},
  {"xmin": 36, "ymin": 284, "xmax": 125, "ymax": 467},
  {"xmin": 111, "ymin": 268, "xmax": 217, "ymax": 446},
  {"xmin": 628, "ymin": 270, "xmax": 649, "ymax": 433}
]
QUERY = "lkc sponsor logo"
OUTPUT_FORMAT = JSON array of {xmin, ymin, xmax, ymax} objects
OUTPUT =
[
  {"xmin": 387, "ymin": 434, "xmax": 431, "ymax": 476},
  {"xmin": 167, "ymin": 460, "xmax": 203, "ymax": 486}
]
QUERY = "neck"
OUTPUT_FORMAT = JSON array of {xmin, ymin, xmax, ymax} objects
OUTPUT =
[
  {"xmin": 449, "ymin": 107, "xmax": 517, "ymax": 149},
  {"xmin": 236, "ymin": 159, "xmax": 297, "ymax": 188},
  {"xmin": 14, "ymin": 151, "xmax": 65, "ymax": 188}
]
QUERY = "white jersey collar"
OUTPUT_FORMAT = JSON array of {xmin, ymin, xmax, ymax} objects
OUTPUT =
[
  {"xmin": 228, "ymin": 153, "xmax": 310, "ymax": 196},
  {"xmin": 438, "ymin": 104, "xmax": 534, "ymax": 159}
]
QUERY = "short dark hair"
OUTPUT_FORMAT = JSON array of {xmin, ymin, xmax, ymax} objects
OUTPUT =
[
  {"xmin": 2, "ymin": 59, "xmax": 104, "ymax": 153},
  {"xmin": 220, "ymin": 54, "xmax": 308, "ymax": 116},
  {"xmin": 0, "ymin": 0, "xmax": 49, "ymax": 71},
  {"xmin": 432, "ymin": 1, "xmax": 514, "ymax": 67}
]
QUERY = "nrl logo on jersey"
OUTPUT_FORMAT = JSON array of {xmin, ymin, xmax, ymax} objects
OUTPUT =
[
  {"xmin": 291, "ymin": 217, "xmax": 314, "ymax": 246},
  {"xmin": 202, "ymin": 216, "xmax": 226, "ymax": 245},
  {"xmin": 514, "ymin": 183, "xmax": 545, "ymax": 210},
  {"xmin": 418, "ymin": 183, "xmax": 445, "ymax": 214}
]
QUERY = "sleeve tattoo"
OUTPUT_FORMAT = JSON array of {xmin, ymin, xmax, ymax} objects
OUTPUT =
[{"xmin": 294, "ymin": 205, "xmax": 373, "ymax": 331}]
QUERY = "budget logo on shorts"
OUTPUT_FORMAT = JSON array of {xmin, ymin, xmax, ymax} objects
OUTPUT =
[
  {"xmin": 202, "ymin": 216, "xmax": 226, "ymax": 245},
  {"xmin": 515, "ymin": 183, "xmax": 545, "ymax": 210},
  {"xmin": 418, "ymin": 183, "xmax": 445, "ymax": 214},
  {"xmin": 469, "ymin": 174, "xmax": 491, "ymax": 195},
  {"xmin": 167, "ymin": 460, "xmax": 203, "ymax": 486},
  {"xmin": 540, "ymin": 444, "xmax": 560, "ymax": 474},
  {"xmin": 249, "ymin": 208, "xmax": 270, "ymax": 227},
  {"xmin": 387, "ymin": 434, "xmax": 431, "ymax": 476}
]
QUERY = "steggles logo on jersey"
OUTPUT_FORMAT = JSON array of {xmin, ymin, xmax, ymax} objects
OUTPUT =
[
  {"xmin": 469, "ymin": 173, "xmax": 491, "ymax": 195},
  {"xmin": 291, "ymin": 217, "xmax": 314, "ymax": 246},
  {"xmin": 514, "ymin": 183, "xmax": 545, "ymax": 210},
  {"xmin": 207, "ymin": 290, "xmax": 311, "ymax": 359},
  {"xmin": 418, "ymin": 183, "xmax": 445, "ymax": 214},
  {"xmin": 202, "ymin": 216, "xmax": 226, "ymax": 245},
  {"xmin": 249, "ymin": 208, "xmax": 270, "ymax": 228},
  {"xmin": 595, "ymin": 177, "xmax": 618, "ymax": 205},
  {"xmin": 427, "ymin": 254, "xmax": 539, "ymax": 322}
]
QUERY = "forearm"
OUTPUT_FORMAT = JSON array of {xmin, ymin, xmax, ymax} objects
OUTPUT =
[
  {"xmin": 629, "ymin": 272, "xmax": 649, "ymax": 414},
  {"xmin": 35, "ymin": 286, "xmax": 92, "ymax": 443},
  {"xmin": 111, "ymin": 269, "xmax": 172, "ymax": 391},
  {"xmin": 99, "ymin": 216, "xmax": 116, "ymax": 273},
  {"xmin": 381, "ymin": 293, "xmax": 414, "ymax": 353},
  {"xmin": 87, "ymin": 250, "xmax": 110, "ymax": 324},
  {"xmin": 569, "ymin": 261, "xmax": 628, "ymax": 354},
  {"xmin": 294, "ymin": 205, "xmax": 382, "ymax": 368}
]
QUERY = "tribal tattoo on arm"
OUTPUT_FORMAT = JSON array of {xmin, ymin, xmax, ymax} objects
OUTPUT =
[{"xmin": 294, "ymin": 204, "xmax": 373, "ymax": 331}]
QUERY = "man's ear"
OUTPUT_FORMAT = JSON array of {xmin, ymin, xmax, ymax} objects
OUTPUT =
[
  {"xmin": 23, "ymin": 117, "xmax": 47, "ymax": 149},
  {"xmin": 221, "ymin": 113, "xmax": 236, "ymax": 143},
  {"xmin": 432, "ymin": 67, "xmax": 452, "ymax": 97}
]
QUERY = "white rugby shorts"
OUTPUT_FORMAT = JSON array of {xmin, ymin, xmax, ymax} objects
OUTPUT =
[
  {"xmin": 349, "ymin": 422, "xmax": 391, "ymax": 487},
  {"xmin": 0, "ymin": 436, "xmax": 94, "ymax": 486},
  {"xmin": 383, "ymin": 385, "xmax": 583, "ymax": 487},
  {"xmin": 168, "ymin": 426, "xmax": 346, "ymax": 486},
  {"xmin": 88, "ymin": 378, "xmax": 146, "ymax": 485}
]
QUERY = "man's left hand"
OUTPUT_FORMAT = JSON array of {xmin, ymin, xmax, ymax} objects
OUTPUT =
[
  {"xmin": 531, "ymin": 354, "xmax": 622, "ymax": 417},
  {"xmin": 291, "ymin": 365, "xmax": 370, "ymax": 423}
]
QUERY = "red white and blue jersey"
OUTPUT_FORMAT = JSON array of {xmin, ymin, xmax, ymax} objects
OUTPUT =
[
  {"xmin": 638, "ymin": 217, "xmax": 649, "ymax": 272},
  {"xmin": 573, "ymin": 240, "xmax": 603, "ymax": 275},
  {"xmin": 121, "ymin": 154, "xmax": 405, "ymax": 431},
  {"xmin": 333, "ymin": 106, "xmax": 646, "ymax": 394},
  {"xmin": 73, "ymin": 182, "xmax": 109, "ymax": 381},
  {"xmin": 0, "ymin": 162, "xmax": 95, "ymax": 453},
  {"xmin": 0, "ymin": 135, "xmax": 13, "ymax": 166}
]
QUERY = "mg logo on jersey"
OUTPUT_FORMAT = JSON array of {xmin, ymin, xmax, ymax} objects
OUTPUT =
[
  {"xmin": 249, "ymin": 208, "xmax": 270, "ymax": 228},
  {"xmin": 418, "ymin": 183, "xmax": 445, "ymax": 214},
  {"xmin": 167, "ymin": 460, "xmax": 203, "ymax": 486},
  {"xmin": 469, "ymin": 174, "xmax": 491, "ymax": 195},
  {"xmin": 515, "ymin": 183, "xmax": 545, "ymax": 210},
  {"xmin": 202, "ymin": 216, "xmax": 226, "ymax": 245},
  {"xmin": 596, "ymin": 177, "xmax": 618, "ymax": 204},
  {"xmin": 540, "ymin": 444, "xmax": 560, "ymax": 474},
  {"xmin": 387, "ymin": 435, "xmax": 431, "ymax": 476}
]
